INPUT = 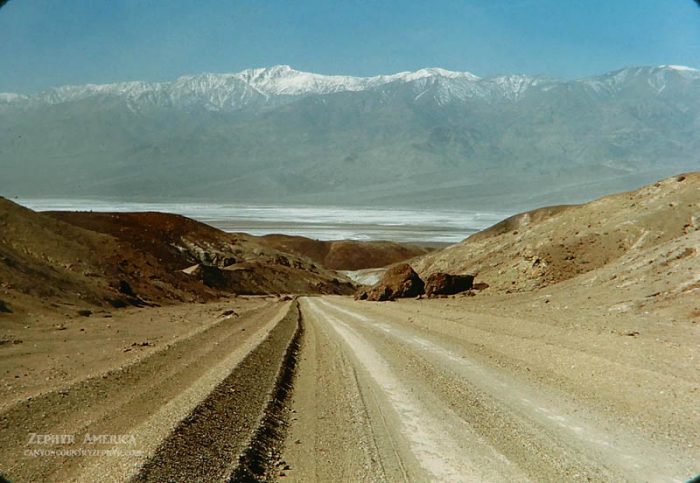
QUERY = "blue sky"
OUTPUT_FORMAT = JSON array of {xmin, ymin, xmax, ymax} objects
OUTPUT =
[{"xmin": 1, "ymin": 0, "xmax": 699, "ymax": 93}]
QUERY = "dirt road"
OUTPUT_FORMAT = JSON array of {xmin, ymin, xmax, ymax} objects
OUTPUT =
[
  {"xmin": 284, "ymin": 296, "xmax": 699, "ymax": 482},
  {"xmin": 2, "ymin": 295, "xmax": 698, "ymax": 482}
]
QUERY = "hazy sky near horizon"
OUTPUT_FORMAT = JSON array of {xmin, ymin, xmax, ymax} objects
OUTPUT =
[{"xmin": 1, "ymin": 0, "xmax": 699, "ymax": 93}]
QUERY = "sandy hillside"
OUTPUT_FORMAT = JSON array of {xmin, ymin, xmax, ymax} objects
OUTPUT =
[
  {"xmin": 414, "ymin": 172, "xmax": 700, "ymax": 294},
  {"xmin": 0, "ymin": 197, "xmax": 193, "ymax": 316}
]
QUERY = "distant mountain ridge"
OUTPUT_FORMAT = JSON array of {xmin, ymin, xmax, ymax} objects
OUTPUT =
[
  {"xmin": 0, "ymin": 65, "xmax": 483, "ymax": 110},
  {"xmin": 4, "ymin": 64, "xmax": 698, "ymax": 111},
  {"xmin": 1, "ymin": 65, "xmax": 699, "ymax": 209}
]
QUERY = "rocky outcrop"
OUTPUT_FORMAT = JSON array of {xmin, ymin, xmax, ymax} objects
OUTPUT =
[
  {"xmin": 359, "ymin": 264, "xmax": 425, "ymax": 301},
  {"xmin": 425, "ymin": 273, "xmax": 475, "ymax": 297}
]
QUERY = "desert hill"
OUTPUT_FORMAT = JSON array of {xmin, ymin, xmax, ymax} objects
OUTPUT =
[
  {"xmin": 0, "ymin": 197, "xmax": 155, "ymax": 314},
  {"xmin": 46, "ymin": 211, "xmax": 354, "ymax": 297},
  {"xmin": 414, "ymin": 172, "xmax": 700, "ymax": 296},
  {"xmin": 0, "ymin": 200, "xmax": 354, "ymax": 316},
  {"xmin": 259, "ymin": 234, "xmax": 431, "ymax": 270}
]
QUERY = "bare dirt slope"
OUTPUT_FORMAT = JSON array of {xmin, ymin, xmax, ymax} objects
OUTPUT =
[
  {"xmin": 414, "ymin": 172, "xmax": 700, "ymax": 294},
  {"xmin": 260, "ymin": 234, "xmax": 431, "ymax": 270},
  {"xmin": 0, "ymin": 197, "xmax": 191, "ymax": 316},
  {"xmin": 48, "ymin": 211, "xmax": 354, "ymax": 296},
  {"xmin": 0, "ymin": 296, "xmax": 268, "ymax": 409},
  {"xmin": 0, "ymin": 199, "xmax": 354, "ymax": 319}
]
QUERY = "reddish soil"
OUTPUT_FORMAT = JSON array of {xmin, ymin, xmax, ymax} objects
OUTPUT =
[
  {"xmin": 260, "ymin": 234, "xmax": 431, "ymax": 270},
  {"xmin": 47, "ymin": 211, "xmax": 355, "ymax": 297},
  {"xmin": 0, "ymin": 201, "xmax": 354, "ymax": 319},
  {"xmin": 0, "ymin": 199, "xmax": 205, "ymax": 317}
]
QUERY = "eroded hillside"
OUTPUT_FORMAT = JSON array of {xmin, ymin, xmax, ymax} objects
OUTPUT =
[
  {"xmin": 415, "ymin": 172, "xmax": 700, "ymax": 297},
  {"xmin": 0, "ymin": 200, "xmax": 354, "ymax": 317}
]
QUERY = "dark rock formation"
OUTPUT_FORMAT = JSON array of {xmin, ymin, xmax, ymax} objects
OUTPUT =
[
  {"xmin": 0, "ymin": 299, "xmax": 11, "ymax": 313},
  {"xmin": 362, "ymin": 264, "xmax": 425, "ymax": 301},
  {"xmin": 425, "ymin": 273, "xmax": 474, "ymax": 297}
]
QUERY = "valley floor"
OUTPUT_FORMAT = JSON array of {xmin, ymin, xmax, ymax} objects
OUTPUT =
[{"xmin": 0, "ymin": 293, "xmax": 698, "ymax": 482}]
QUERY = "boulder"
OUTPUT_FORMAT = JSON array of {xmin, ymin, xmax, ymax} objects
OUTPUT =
[
  {"xmin": 363, "ymin": 264, "xmax": 424, "ymax": 301},
  {"xmin": 425, "ymin": 273, "xmax": 474, "ymax": 297},
  {"xmin": 198, "ymin": 265, "xmax": 231, "ymax": 289},
  {"xmin": 0, "ymin": 299, "xmax": 11, "ymax": 313}
]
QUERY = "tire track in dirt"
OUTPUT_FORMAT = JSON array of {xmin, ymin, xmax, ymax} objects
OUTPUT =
[
  {"xmin": 293, "ymin": 297, "xmax": 527, "ymax": 482},
  {"xmin": 230, "ymin": 302, "xmax": 304, "ymax": 481},
  {"xmin": 0, "ymin": 301, "xmax": 285, "ymax": 482},
  {"xmin": 134, "ymin": 302, "xmax": 301, "ymax": 482},
  {"xmin": 282, "ymin": 300, "xmax": 388, "ymax": 482},
  {"xmin": 318, "ymin": 297, "xmax": 698, "ymax": 482}
]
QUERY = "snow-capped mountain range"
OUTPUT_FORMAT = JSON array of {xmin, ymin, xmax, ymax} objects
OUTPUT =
[
  {"xmin": 1, "ymin": 65, "xmax": 483, "ymax": 110},
  {"xmin": 2, "ymin": 64, "xmax": 699, "ymax": 111},
  {"xmin": 1, "ymin": 64, "xmax": 699, "ymax": 208}
]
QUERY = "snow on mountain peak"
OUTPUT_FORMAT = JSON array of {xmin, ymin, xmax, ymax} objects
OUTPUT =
[
  {"xmin": 581, "ymin": 64, "xmax": 700, "ymax": 94},
  {"xmin": 0, "ymin": 66, "xmax": 506, "ymax": 110},
  {"xmin": 4, "ymin": 64, "xmax": 697, "ymax": 111},
  {"xmin": 241, "ymin": 65, "xmax": 371, "ymax": 95},
  {"xmin": 170, "ymin": 65, "xmax": 482, "ymax": 99},
  {"xmin": 396, "ymin": 67, "xmax": 480, "ymax": 82},
  {"xmin": 0, "ymin": 92, "xmax": 28, "ymax": 103},
  {"xmin": 662, "ymin": 65, "xmax": 699, "ymax": 73}
]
